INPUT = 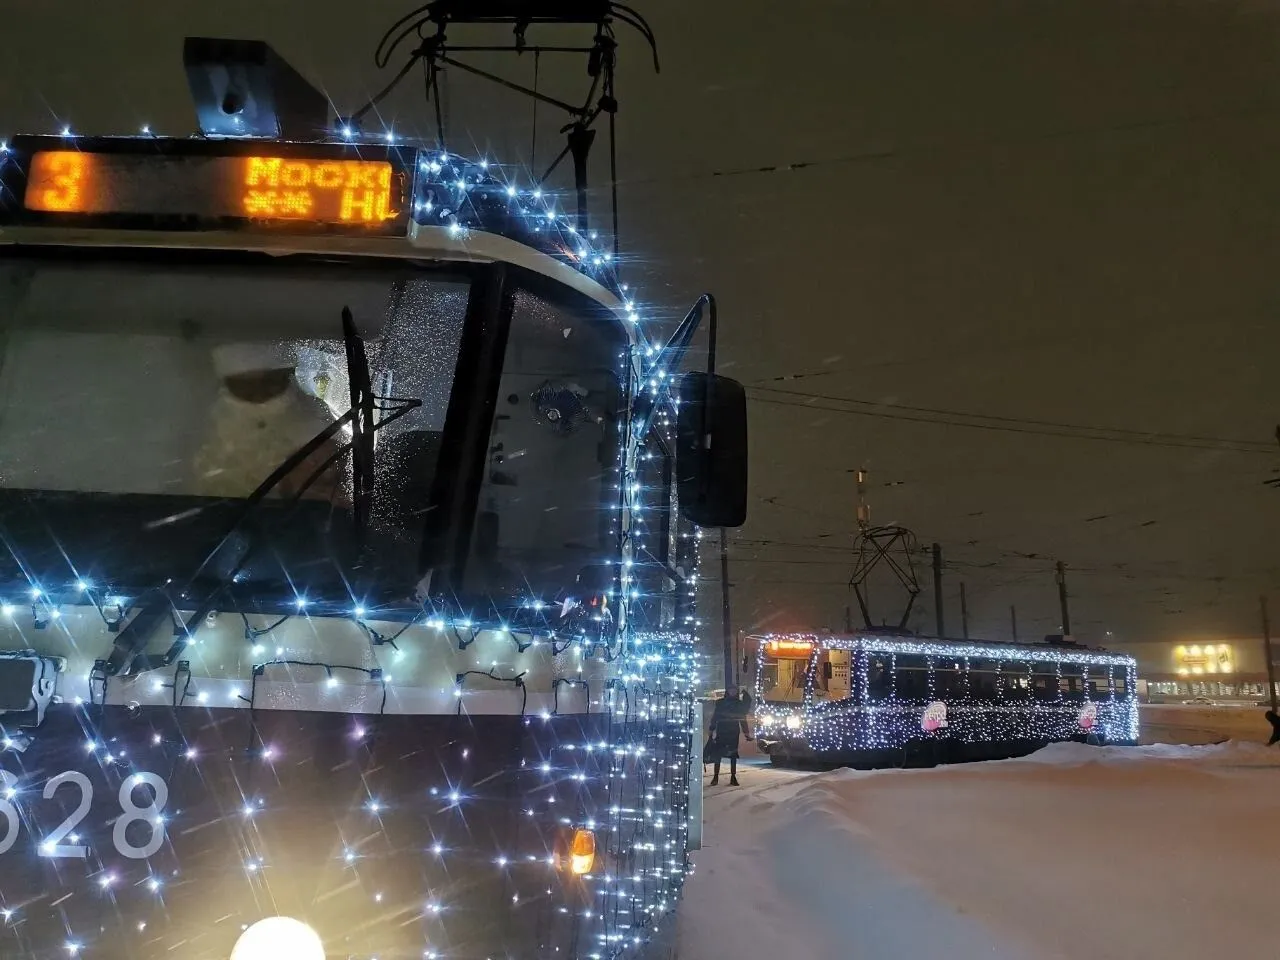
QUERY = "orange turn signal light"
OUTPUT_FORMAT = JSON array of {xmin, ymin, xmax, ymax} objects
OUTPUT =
[{"xmin": 570, "ymin": 829, "xmax": 596, "ymax": 876}]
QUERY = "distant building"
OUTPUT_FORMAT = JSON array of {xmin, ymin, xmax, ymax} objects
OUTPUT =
[{"xmin": 1113, "ymin": 638, "xmax": 1274, "ymax": 701}]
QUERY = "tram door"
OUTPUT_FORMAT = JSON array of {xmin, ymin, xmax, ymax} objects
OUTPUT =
[{"xmin": 813, "ymin": 648, "xmax": 852, "ymax": 701}]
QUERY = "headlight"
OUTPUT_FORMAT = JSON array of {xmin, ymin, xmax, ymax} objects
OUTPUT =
[
  {"xmin": 231, "ymin": 917, "xmax": 325, "ymax": 960},
  {"xmin": 759, "ymin": 713, "xmax": 776, "ymax": 726},
  {"xmin": 785, "ymin": 715, "xmax": 802, "ymax": 731}
]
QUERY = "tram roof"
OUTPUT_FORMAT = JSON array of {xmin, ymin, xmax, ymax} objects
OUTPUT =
[
  {"xmin": 750, "ymin": 632, "xmax": 1136, "ymax": 665},
  {"xmin": 0, "ymin": 136, "xmax": 639, "ymax": 340}
]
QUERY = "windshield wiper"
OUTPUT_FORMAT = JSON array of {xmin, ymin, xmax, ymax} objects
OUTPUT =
[
  {"xmin": 343, "ymin": 305, "xmax": 377, "ymax": 537},
  {"xmin": 102, "ymin": 307, "xmax": 421, "ymax": 677}
]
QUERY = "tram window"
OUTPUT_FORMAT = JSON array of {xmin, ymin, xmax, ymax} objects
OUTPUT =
[
  {"xmin": 1032, "ymin": 666, "xmax": 1058, "ymax": 700},
  {"xmin": 968, "ymin": 658, "xmax": 999, "ymax": 699},
  {"xmin": 630, "ymin": 429, "xmax": 676, "ymax": 630},
  {"xmin": 464, "ymin": 285, "xmax": 624, "ymax": 600},
  {"xmin": 760, "ymin": 656, "xmax": 807, "ymax": 704},
  {"xmin": 866, "ymin": 656, "xmax": 893, "ymax": 701},
  {"xmin": 1001, "ymin": 663, "xmax": 1031, "ymax": 700},
  {"xmin": 1114, "ymin": 670, "xmax": 1129, "ymax": 696},
  {"xmin": 0, "ymin": 256, "xmax": 470, "ymax": 601},
  {"xmin": 895, "ymin": 655, "xmax": 930, "ymax": 700},
  {"xmin": 1086, "ymin": 667, "xmax": 1111, "ymax": 698},
  {"xmin": 934, "ymin": 659, "xmax": 965, "ymax": 697},
  {"xmin": 1060, "ymin": 666, "xmax": 1084, "ymax": 698}
]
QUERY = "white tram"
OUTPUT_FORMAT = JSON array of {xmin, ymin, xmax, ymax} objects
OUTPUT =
[{"xmin": 752, "ymin": 633, "xmax": 1139, "ymax": 766}]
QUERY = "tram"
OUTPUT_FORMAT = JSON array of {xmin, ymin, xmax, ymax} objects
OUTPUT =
[
  {"xmin": 752, "ymin": 633, "xmax": 1139, "ymax": 766},
  {"xmin": 0, "ymin": 17, "xmax": 746, "ymax": 960}
]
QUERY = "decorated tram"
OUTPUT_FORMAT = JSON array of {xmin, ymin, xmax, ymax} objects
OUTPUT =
[
  {"xmin": 752, "ymin": 633, "xmax": 1139, "ymax": 766},
  {"xmin": 0, "ymin": 14, "xmax": 746, "ymax": 960}
]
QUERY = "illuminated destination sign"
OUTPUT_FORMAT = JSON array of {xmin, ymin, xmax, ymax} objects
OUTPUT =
[
  {"xmin": 21, "ymin": 149, "xmax": 405, "ymax": 228},
  {"xmin": 763, "ymin": 639, "xmax": 815, "ymax": 659}
]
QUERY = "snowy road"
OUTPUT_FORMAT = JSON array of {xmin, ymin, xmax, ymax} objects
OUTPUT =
[{"xmin": 676, "ymin": 742, "xmax": 1280, "ymax": 960}]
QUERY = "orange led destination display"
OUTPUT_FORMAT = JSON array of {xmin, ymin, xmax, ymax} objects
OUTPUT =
[
  {"xmin": 23, "ymin": 150, "xmax": 402, "ymax": 227},
  {"xmin": 763, "ymin": 639, "xmax": 815, "ymax": 659}
]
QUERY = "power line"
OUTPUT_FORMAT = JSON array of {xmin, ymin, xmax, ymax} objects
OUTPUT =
[{"xmin": 749, "ymin": 385, "xmax": 1276, "ymax": 454}]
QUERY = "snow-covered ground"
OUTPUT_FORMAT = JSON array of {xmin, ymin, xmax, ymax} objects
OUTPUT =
[{"xmin": 677, "ymin": 737, "xmax": 1280, "ymax": 960}]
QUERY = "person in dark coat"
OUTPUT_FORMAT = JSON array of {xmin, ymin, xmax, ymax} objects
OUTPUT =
[
  {"xmin": 1266, "ymin": 709, "xmax": 1280, "ymax": 746},
  {"xmin": 707, "ymin": 690, "xmax": 752, "ymax": 786}
]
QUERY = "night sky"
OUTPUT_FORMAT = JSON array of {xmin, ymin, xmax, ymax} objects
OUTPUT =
[{"xmin": 4, "ymin": 1, "xmax": 1279, "ymax": 648}]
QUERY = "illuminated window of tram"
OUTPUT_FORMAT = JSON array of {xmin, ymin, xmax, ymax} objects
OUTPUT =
[
  {"xmin": 812, "ymin": 649, "xmax": 851, "ymax": 701},
  {"xmin": 1114, "ymin": 669, "xmax": 1129, "ymax": 696},
  {"xmin": 759, "ymin": 652, "xmax": 808, "ymax": 704}
]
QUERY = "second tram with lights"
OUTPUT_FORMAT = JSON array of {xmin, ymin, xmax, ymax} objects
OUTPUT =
[{"xmin": 752, "ymin": 633, "xmax": 1139, "ymax": 767}]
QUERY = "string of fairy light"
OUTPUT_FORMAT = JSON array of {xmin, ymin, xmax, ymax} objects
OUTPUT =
[{"xmin": 0, "ymin": 130, "xmax": 708, "ymax": 959}]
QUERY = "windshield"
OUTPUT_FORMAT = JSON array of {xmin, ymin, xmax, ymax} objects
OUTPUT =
[
  {"xmin": 759, "ymin": 651, "xmax": 810, "ymax": 703},
  {"xmin": 0, "ymin": 251, "xmax": 468, "ymax": 603}
]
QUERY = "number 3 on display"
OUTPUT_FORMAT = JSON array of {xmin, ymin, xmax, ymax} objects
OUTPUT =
[{"xmin": 0, "ymin": 769, "xmax": 168, "ymax": 859}]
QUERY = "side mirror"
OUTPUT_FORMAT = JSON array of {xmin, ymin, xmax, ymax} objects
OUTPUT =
[{"xmin": 675, "ymin": 372, "xmax": 748, "ymax": 528}]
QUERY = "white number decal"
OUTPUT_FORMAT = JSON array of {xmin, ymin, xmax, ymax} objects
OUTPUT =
[
  {"xmin": 113, "ymin": 773, "xmax": 168, "ymax": 859},
  {"xmin": 41, "ymin": 771, "xmax": 92, "ymax": 858},
  {"xmin": 0, "ymin": 771, "xmax": 19, "ymax": 855},
  {"xmin": 0, "ymin": 769, "xmax": 170, "ymax": 858}
]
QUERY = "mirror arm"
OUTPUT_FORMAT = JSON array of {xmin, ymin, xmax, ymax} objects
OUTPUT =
[{"xmin": 631, "ymin": 292, "xmax": 716, "ymax": 438}]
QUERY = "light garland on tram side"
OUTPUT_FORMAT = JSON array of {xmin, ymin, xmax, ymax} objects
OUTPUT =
[{"xmin": 753, "ymin": 632, "xmax": 1141, "ymax": 755}]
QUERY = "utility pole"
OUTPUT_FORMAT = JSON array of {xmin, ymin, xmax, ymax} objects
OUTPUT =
[
  {"xmin": 1010, "ymin": 604, "xmax": 1018, "ymax": 642},
  {"xmin": 960, "ymin": 582, "xmax": 969, "ymax": 639},
  {"xmin": 720, "ymin": 528, "xmax": 733, "ymax": 693},
  {"xmin": 932, "ymin": 542, "xmax": 945, "ymax": 637},
  {"xmin": 1055, "ymin": 560, "xmax": 1071, "ymax": 636},
  {"xmin": 1262, "ymin": 596, "xmax": 1278, "ymax": 714}
]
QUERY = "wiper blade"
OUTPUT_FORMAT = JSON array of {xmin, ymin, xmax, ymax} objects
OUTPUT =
[
  {"xmin": 343, "ymin": 305, "xmax": 377, "ymax": 538},
  {"xmin": 103, "ymin": 308, "xmax": 421, "ymax": 677}
]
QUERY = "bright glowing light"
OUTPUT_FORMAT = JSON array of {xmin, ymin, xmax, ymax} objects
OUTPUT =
[
  {"xmin": 230, "ymin": 917, "xmax": 325, "ymax": 960},
  {"xmin": 353, "ymin": 606, "xmax": 366, "ymax": 618},
  {"xmin": 76, "ymin": 580, "xmax": 89, "ymax": 591},
  {"xmin": 570, "ymin": 829, "xmax": 596, "ymax": 875},
  {"xmin": 784, "ymin": 715, "xmax": 802, "ymax": 731},
  {"xmin": 0, "ymin": 605, "xmax": 13, "ymax": 617}
]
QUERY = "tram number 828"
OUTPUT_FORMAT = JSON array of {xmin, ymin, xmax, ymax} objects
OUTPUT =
[{"xmin": 0, "ymin": 769, "xmax": 169, "ymax": 860}]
